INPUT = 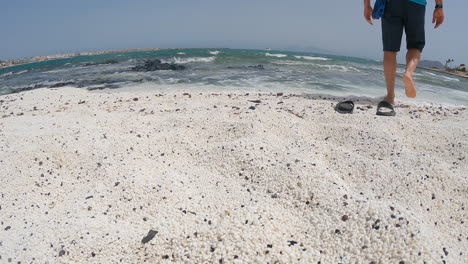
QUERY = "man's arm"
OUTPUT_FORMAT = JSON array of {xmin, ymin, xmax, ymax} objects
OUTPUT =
[
  {"xmin": 433, "ymin": 0, "xmax": 445, "ymax": 29},
  {"xmin": 364, "ymin": 0, "xmax": 374, "ymax": 25}
]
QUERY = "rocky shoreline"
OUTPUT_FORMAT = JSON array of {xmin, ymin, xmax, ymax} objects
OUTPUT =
[
  {"xmin": 0, "ymin": 47, "xmax": 226, "ymax": 70},
  {"xmin": 419, "ymin": 67, "xmax": 468, "ymax": 80}
]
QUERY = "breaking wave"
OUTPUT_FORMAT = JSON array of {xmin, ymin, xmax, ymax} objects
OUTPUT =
[
  {"xmin": 0, "ymin": 70, "xmax": 29, "ymax": 78},
  {"xmin": 294, "ymin": 56, "xmax": 330, "ymax": 61},
  {"xmin": 316, "ymin": 64, "xmax": 361, "ymax": 73},
  {"xmin": 266, "ymin": 53, "xmax": 288, "ymax": 58},
  {"xmin": 271, "ymin": 60, "xmax": 314, "ymax": 66},
  {"xmin": 169, "ymin": 57, "xmax": 216, "ymax": 64}
]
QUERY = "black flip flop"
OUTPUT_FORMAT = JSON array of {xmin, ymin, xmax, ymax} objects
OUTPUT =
[
  {"xmin": 376, "ymin": 101, "xmax": 396, "ymax": 116},
  {"xmin": 335, "ymin": 101, "xmax": 354, "ymax": 114}
]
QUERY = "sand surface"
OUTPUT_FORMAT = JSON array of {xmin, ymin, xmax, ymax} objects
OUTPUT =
[{"xmin": 0, "ymin": 87, "xmax": 467, "ymax": 263}]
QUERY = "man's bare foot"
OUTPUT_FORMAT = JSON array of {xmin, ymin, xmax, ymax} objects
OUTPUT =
[
  {"xmin": 384, "ymin": 95, "xmax": 395, "ymax": 105},
  {"xmin": 403, "ymin": 73, "xmax": 416, "ymax": 98}
]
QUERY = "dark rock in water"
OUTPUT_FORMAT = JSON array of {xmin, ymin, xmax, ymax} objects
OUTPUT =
[
  {"xmin": 13, "ymin": 86, "xmax": 35, "ymax": 94},
  {"xmin": 49, "ymin": 82, "xmax": 75, "ymax": 88},
  {"xmin": 131, "ymin": 59, "xmax": 185, "ymax": 71},
  {"xmin": 249, "ymin": 64, "xmax": 264, "ymax": 69},
  {"xmin": 84, "ymin": 60, "xmax": 119, "ymax": 66},
  {"xmin": 86, "ymin": 84, "xmax": 121, "ymax": 91},
  {"xmin": 141, "ymin": 229, "xmax": 158, "ymax": 244},
  {"xmin": 227, "ymin": 65, "xmax": 264, "ymax": 70}
]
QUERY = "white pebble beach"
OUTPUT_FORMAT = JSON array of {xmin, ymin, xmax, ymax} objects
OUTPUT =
[{"xmin": 0, "ymin": 87, "xmax": 467, "ymax": 263}]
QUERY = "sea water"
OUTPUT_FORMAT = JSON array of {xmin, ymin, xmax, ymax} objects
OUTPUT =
[{"xmin": 0, "ymin": 49, "xmax": 467, "ymax": 106}]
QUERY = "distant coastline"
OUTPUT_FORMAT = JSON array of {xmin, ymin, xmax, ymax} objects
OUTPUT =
[
  {"xmin": 418, "ymin": 67, "xmax": 468, "ymax": 80},
  {"xmin": 0, "ymin": 47, "xmax": 226, "ymax": 70}
]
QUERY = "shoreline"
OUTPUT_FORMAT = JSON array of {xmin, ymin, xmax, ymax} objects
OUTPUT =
[
  {"xmin": 0, "ymin": 86, "xmax": 466, "ymax": 263},
  {"xmin": 0, "ymin": 47, "xmax": 228, "ymax": 70},
  {"xmin": 418, "ymin": 66, "xmax": 468, "ymax": 80}
]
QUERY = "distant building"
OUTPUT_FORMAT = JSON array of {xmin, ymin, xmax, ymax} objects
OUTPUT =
[{"xmin": 458, "ymin": 64, "xmax": 466, "ymax": 72}]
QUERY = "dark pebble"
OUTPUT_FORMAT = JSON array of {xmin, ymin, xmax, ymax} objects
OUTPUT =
[
  {"xmin": 248, "ymin": 106, "xmax": 256, "ymax": 110},
  {"xmin": 341, "ymin": 215, "xmax": 349, "ymax": 221},
  {"xmin": 288, "ymin": 241, "xmax": 298, "ymax": 246},
  {"xmin": 141, "ymin": 230, "xmax": 158, "ymax": 244},
  {"xmin": 443, "ymin": 248, "xmax": 449, "ymax": 256},
  {"xmin": 58, "ymin": 250, "xmax": 66, "ymax": 257},
  {"xmin": 133, "ymin": 98, "xmax": 139, "ymax": 101},
  {"xmin": 4, "ymin": 226, "xmax": 11, "ymax": 231}
]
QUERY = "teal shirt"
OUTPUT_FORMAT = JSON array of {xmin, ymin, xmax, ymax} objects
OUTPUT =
[{"xmin": 408, "ymin": 0, "xmax": 427, "ymax": 6}]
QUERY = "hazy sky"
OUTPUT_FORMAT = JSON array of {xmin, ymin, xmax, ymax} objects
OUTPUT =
[{"xmin": 1, "ymin": 0, "xmax": 467, "ymax": 64}]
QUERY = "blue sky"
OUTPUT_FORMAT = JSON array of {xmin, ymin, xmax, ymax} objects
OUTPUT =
[{"xmin": 1, "ymin": 0, "xmax": 467, "ymax": 65}]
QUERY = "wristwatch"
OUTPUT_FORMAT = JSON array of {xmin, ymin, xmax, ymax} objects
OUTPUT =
[{"xmin": 435, "ymin": 4, "xmax": 443, "ymax": 8}]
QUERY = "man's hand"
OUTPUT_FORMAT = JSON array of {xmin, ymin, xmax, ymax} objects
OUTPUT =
[
  {"xmin": 364, "ymin": 5, "xmax": 374, "ymax": 25},
  {"xmin": 432, "ymin": 8, "xmax": 444, "ymax": 28}
]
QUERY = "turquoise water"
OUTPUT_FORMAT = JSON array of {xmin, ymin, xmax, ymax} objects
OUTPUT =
[{"xmin": 1, "ymin": 49, "xmax": 467, "ymax": 106}]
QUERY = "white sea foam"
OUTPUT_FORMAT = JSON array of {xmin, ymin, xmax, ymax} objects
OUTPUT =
[
  {"xmin": 0, "ymin": 72, "xmax": 13, "ymax": 78},
  {"xmin": 169, "ymin": 57, "xmax": 216, "ymax": 64},
  {"xmin": 16, "ymin": 70, "xmax": 28, "ymax": 75},
  {"xmin": 294, "ymin": 56, "xmax": 330, "ymax": 61},
  {"xmin": 421, "ymin": 71, "xmax": 437, "ymax": 76},
  {"xmin": 44, "ymin": 69, "xmax": 71, "ymax": 74},
  {"xmin": 177, "ymin": 52, "xmax": 186, "ymax": 55},
  {"xmin": 0, "ymin": 70, "xmax": 28, "ymax": 78},
  {"xmin": 316, "ymin": 64, "xmax": 361, "ymax": 73},
  {"xmin": 440, "ymin": 75, "xmax": 460, "ymax": 82},
  {"xmin": 209, "ymin": 51, "xmax": 221, "ymax": 55},
  {"xmin": 271, "ymin": 60, "xmax": 314, "ymax": 66},
  {"xmin": 266, "ymin": 53, "xmax": 288, "ymax": 58}
]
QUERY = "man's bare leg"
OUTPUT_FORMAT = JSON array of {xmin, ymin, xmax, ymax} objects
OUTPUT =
[
  {"xmin": 403, "ymin": 49, "xmax": 421, "ymax": 98},
  {"xmin": 383, "ymin": 51, "xmax": 398, "ymax": 104}
]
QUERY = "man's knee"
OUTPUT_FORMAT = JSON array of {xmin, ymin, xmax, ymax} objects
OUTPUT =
[{"xmin": 384, "ymin": 51, "xmax": 398, "ymax": 57}]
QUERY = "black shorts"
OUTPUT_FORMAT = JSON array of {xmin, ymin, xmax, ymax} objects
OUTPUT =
[{"xmin": 382, "ymin": 0, "xmax": 426, "ymax": 52}]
